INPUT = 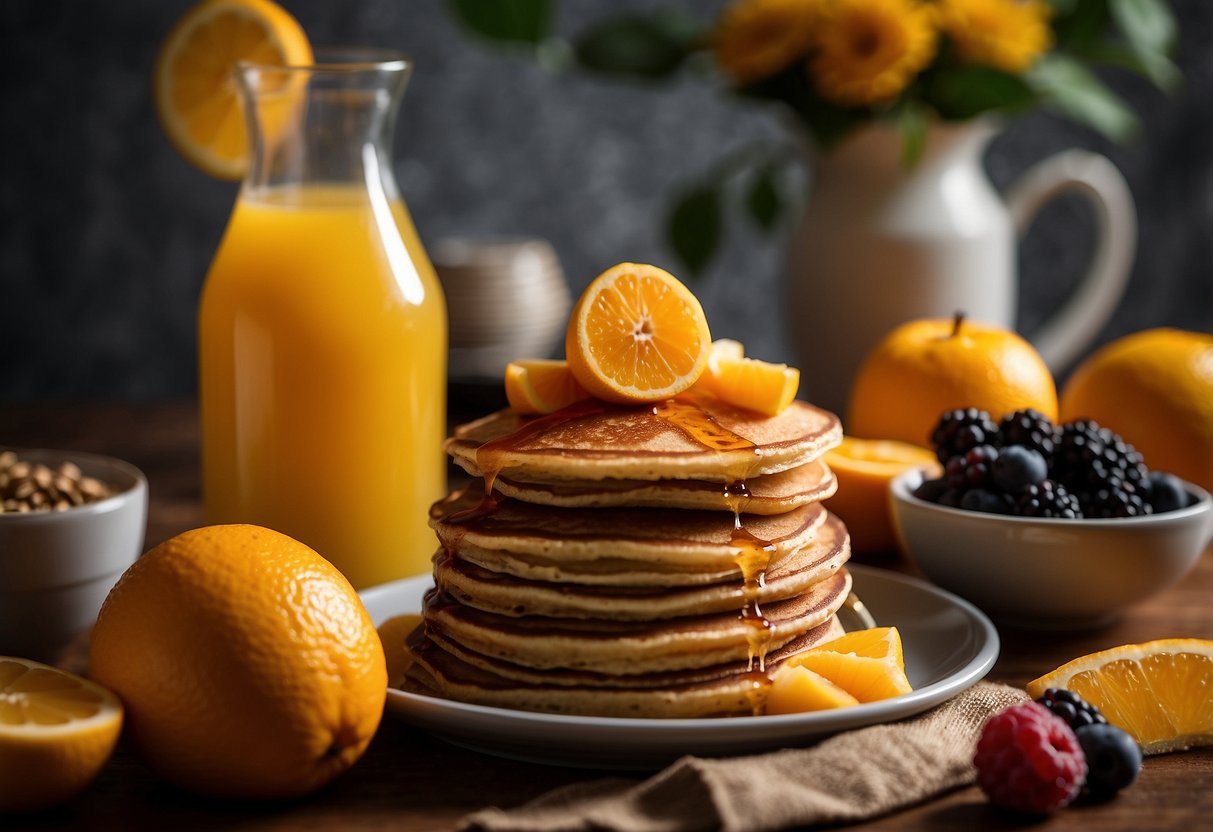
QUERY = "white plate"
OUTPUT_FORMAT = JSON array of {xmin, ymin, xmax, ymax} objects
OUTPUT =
[{"xmin": 360, "ymin": 564, "xmax": 999, "ymax": 769}]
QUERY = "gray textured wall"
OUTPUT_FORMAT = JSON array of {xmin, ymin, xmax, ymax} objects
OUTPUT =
[{"xmin": 1, "ymin": 0, "xmax": 1210, "ymax": 402}]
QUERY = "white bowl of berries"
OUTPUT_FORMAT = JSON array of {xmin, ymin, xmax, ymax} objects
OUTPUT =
[{"xmin": 889, "ymin": 409, "xmax": 1213, "ymax": 629}]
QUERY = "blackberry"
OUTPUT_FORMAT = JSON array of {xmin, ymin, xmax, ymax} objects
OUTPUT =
[
  {"xmin": 999, "ymin": 409, "xmax": 1058, "ymax": 464},
  {"xmin": 1080, "ymin": 485, "xmax": 1152, "ymax": 519},
  {"xmin": 944, "ymin": 444, "xmax": 999, "ymax": 491},
  {"xmin": 1054, "ymin": 420, "xmax": 1149, "ymax": 497},
  {"xmin": 991, "ymin": 445, "xmax": 1048, "ymax": 493},
  {"xmin": 1035, "ymin": 688, "xmax": 1108, "ymax": 731},
  {"xmin": 1015, "ymin": 480, "xmax": 1082, "ymax": 518},
  {"xmin": 930, "ymin": 408, "xmax": 1001, "ymax": 465}
]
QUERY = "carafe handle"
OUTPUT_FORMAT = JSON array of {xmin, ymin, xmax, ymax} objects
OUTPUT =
[{"xmin": 1006, "ymin": 149, "xmax": 1136, "ymax": 371}]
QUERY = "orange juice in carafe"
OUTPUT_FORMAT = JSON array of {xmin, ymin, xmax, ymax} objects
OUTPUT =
[{"xmin": 198, "ymin": 51, "xmax": 446, "ymax": 588}]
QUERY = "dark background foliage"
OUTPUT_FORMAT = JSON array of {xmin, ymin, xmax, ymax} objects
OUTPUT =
[{"xmin": 0, "ymin": 0, "xmax": 1209, "ymax": 402}]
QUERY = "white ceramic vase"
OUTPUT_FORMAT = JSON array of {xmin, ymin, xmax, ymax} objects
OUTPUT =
[{"xmin": 785, "ymin": 120, "xmax": 1136, "ymax": 417}]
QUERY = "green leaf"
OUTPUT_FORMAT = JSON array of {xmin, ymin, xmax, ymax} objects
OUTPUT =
[
  {"xmin": 1108, "ymin": 0, "xmax": 1177, "ymax": 56},
  {"xmin": 1080, "ymin": 42, "xmax": 1182, "ymax": 91},
  {"xmin": 1027, "ymin": 55, "xmax": 1139, "ymax": 142},
  {"xmin": 446, "ymin": 0, "xmax": 553, "ymax": 46},
  {"xmin": 929, "ymin": 67, "xmax": 1036, "ymax": 119},
  {"xmin": 667, "ymin": 187, "xmax": 722, "ymax": 276},
  {"xmin": 746, "ymin": 168, "xmax": 782, "ymax": 231},
  {"xmin": 742, "ymin": 69, "xmax": 865, "ymax": 149},
  {"xmin": 1049, "ymin": 0, "xmax": 1111, "ymax": 52},
  {"xmin": 894, "ymin": 103, "xmax": 930, "ymax": 168},
  {"xmin": 574, "ymin": 15, "xmax": 692, "ymax": 79}
]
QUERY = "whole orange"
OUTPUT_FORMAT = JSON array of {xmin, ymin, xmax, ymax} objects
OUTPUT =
[
  {"xmin": 89, "ymin": 524, "xmax": 386, "ymax": 800},
  {"xmin": 1061, "ymin": 328, "xmax": 1213, "ymax": 491},
  {"xmin": 847, "ymin": 314, "xmax": 1057, "ymax": 447}
]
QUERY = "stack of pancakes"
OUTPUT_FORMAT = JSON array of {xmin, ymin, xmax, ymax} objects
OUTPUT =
[{"xmin": 403, "ymin": 396, "xmax": 852, "ymax": 717}]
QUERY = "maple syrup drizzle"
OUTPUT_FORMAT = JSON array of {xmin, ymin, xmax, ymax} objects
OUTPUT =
[
  {"xmin": 444, "ymin": 399, "xmax": 611, "ymax": 526},
  {"xmin": 650, "ymin": 400, "xmax": 781, "ymax": 683}
]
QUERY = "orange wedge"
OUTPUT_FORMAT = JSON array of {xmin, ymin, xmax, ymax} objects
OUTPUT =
[
  {"xmin": 787, "ymin": 626, "xmax": 913, "ymax": 703},
  {"xmin": 0, "ymin": 657, "xmax": 124, "ymax": 812},
  {"xmin": 565, "ymin": 263, "xmax": 712, "ymax": 404},
  {"xmin": 823, "ymin": 437, "xmax": 940, "ymax": 555},
  {"xmin": 153, "ymin": 0, "xmax": 313, "ymax": 179},
  {"xmin": 766, "ymin": 665, "xmax": 860, "ymax": 714},
  {"xmin": 698, "ymin": 355, "xmax": 800, "ymax": 417},
  {"xmin": 504, "ymin": 360, "xmax": 590, "ymax": 415},
  {"xmin": 1026, "ymin": 639, "xmax": 1213, "ymax": 755}
]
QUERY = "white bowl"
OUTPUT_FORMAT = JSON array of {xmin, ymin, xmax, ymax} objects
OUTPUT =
[
  {"xmin": 0, "ymin": 449, "xmax": 147, "ymax": 660},
  {"xmin": 890, "ymin": 469, "xmax": 1213, "ymax": 629}
]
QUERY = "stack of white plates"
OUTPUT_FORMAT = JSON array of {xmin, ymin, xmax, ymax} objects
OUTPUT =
[{"xmin": 433, "ymin": 237, "xmax": 571, "ymax": 382}]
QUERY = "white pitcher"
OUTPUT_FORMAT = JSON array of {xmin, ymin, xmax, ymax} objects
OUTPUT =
[{"xmin": 785, "ymin": 120, "xmax": 1136, "ymax": 417}]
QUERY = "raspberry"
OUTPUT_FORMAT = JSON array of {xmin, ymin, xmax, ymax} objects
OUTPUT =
[{"xmin": 974, "ymin": 701, "xmax": 1086, "ymax": 814}]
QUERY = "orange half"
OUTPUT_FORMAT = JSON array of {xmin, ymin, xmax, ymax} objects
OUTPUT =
[
  {"xmin": 153, "ymin": 0, "xmax": 313, "ymax": 179},
  {"xmin": 565, "ymin": 263, "xmax": 712, "ymax": 404}
]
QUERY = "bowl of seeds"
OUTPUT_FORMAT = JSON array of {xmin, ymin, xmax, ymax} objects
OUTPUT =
[{"xmin": 0, "ymin": 448, "xmax": 147, "ymax": 660}]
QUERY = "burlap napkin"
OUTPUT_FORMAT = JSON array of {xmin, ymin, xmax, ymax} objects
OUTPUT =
[{"xmin": 461, "ymin": 681, "xmax": 1026, "ymax": 832}]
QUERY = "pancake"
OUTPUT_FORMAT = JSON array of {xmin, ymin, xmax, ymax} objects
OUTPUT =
[
  {"xmin": 487, "ymin": 459, "xmax": 836, "ymax": 513},
  {"xmin": 447, "ymin": 398, "xmax": 841, "ymax": 483},
  {"xmin": 430, "ymin": 492, "xmax": 829, "ymax": 573},
  {"xmin": 433, "ymin": 511, "xmax": 850, "ymax": 619},
  {"xmin": 421, "ymin": 569, "xmax": 851, "ymax": 676},
  {"xmin": 402, "ymin": 616, "xmax": 847, "ymax": 717}
]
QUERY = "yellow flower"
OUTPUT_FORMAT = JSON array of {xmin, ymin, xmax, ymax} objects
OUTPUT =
[
  {"xmin": 938, "ymin": 0, "xmax": 1052, "ymax": 74},
  {"xmin": 714, "ymin": 0, "xmax": 822, "ymax": 84},
  {"xmin": 807, "ymin": 0, "xmax": 938, "ymax": 107}
]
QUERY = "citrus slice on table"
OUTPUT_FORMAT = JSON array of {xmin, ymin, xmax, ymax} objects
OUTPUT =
[
  {"xmin": 694, "ymin": 339, "xmax": 800, "ymax": 417},
  {"xmin": 823, "ymin": 437, "xmax": 940, "ymax": 555},
  {"xmin": 505, "ymin": 360, "xmax": 590, "ymax": 415},
  {"xmin": 786, "ymin": 626, "xmax": 912, "ymax": 703},
  {"xmin": 153, "ymin": 0, "xmax": 313, "ymax": 179},
  {"xmin": 1025, "ymin": 639, "xmax": 1213, "ymax": 755},
  {"xmin": 565, "ymin": 263, "xmax": 712, "ymax": 404},
  {"xmin": 0, "ymin": 657, "xmax": 124, "ymax": 813}
]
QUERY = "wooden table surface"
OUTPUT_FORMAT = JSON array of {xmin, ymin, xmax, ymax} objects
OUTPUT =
[{"xmin": 3, "ymin": 401, "xmax": 1211, "ymax": 831}]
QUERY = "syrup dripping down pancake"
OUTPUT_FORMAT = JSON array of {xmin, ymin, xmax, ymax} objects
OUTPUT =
[
  {"xmin": 433, "ymin": 511, "xmax": 850, "ymax": 619},
  {"xmin": 402, "ymin": 616, "xmax": 847, "ymax": 718},
  {"xmin": 419, "ymin": 569, "xmax": 850, "ymax": 676},
  {"xmin": 430, "ymin": 491, "xmax": 830, "ymax": 575}
]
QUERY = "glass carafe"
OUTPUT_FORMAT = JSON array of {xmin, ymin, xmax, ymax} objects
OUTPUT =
[{"xmin": 199, "ymin": 49, "xmax": 447, "ymax": 588}]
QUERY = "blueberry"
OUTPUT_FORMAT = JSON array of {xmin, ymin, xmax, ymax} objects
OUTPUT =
[
  {"xmin": 1075, "ymin": 723, "xmax": 1142, "ymax": 801},
  {"xmin": 913, "ymin": 477, "xmax": 950, "ymax": 504},
  {"xmin": 960, "ymin": 488, "xmax": 1012, "ymax": 514},
  {"xmin": 1146, "ymin": 471, "xmax": 1189, "ymax": 514},
  {"xmin": 992, "ymin": 445, "xmax": 1048, "ymax": 492}
]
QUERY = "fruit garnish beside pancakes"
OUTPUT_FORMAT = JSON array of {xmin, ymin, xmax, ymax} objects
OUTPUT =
[{"xmin": 398, "ymin": 263, "xmax": 912, "ymax": 717}]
